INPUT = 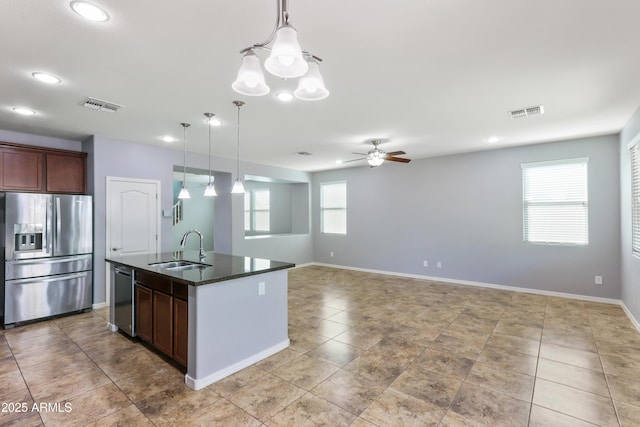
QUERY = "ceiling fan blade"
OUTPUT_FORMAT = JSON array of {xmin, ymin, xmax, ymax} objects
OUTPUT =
[
  {"xmin": 351, "ymin": 152, "xmax": 368, "ymax": 156},
  {"xmin": 386, "ymin": 156, "xmax": 411, "ymax": 163},
  {"xmin": 342, "ymin": 158, "xmax": 365, "ymax": 163},
  {"xmin": 385, "ymin": 151, "xmax": 405, "ymax": 156}
]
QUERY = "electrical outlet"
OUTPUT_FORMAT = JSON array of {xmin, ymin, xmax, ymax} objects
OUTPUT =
[
  {"xmin": 330, "ymin": 251, "xmax": 334, "ymax": 257},
  {"xmin": 258, "ymin": 282, "xmax": 266, "ymax": 295},
  {"xmin": 595, "ymin": 276, "xmax": 603, "ymax": 285},
  {"xmin": 437, "ymin": 261, "xmax": 442, "ymax": 269},
  {"xmin": 423, "ymin": 260, "xmax": 428, "ymax": 267}
]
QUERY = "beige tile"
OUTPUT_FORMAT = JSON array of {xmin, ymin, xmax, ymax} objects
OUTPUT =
[
  {"xmin": 27, "ymin": 363, "xmax": 112, "ymax": 402},
  {"xmin": 429, "ymin": 333, "xmax": 487, "ymax": 359},
  {"xmin": 391, "ymin": 366, "xmax": 462, "ymax": 408},
  {"xmin": 0, "ymin": 355, "xmax": 20, "ymax": 378},
  {"xmin": 617, "ymin": 401, "xmax": 640, "ymax": 427},
  {"xmin": 0, "ymin": 388, "xmax": 35, "ymax": 426},
  {"xmin": 449, "ymin": 382, "xmax": 529, "ymax": 426},
  {"xmin": 528, "ymin": 405, "xmax": 597, "ymax": 427},
  {"xmin": 466, "ymin": 362, "xmax": 534, "ymax": 401},
  {"xmin": 254, "ymin": 347, "xmax": 304, "ymax": 372},
  {"xmin": 412, "ymin": 348, "xmax": 475, "ymax": 380},
  {"xmin": 607, "ymin": 373, "xmax": 640, "ymax": 407},
  {"xmin": 306, "ymin": 339, "xmax": 361, "ymax": 367},
  {"xmin": 136, "ymin": 382, "xmax": 221, "ymax": 425},
  {"xmin": 360, "ymin": 388, "xmax": 445, "ymax": 427},
  {"xmin": 86, "ymin": 404, "xmax": 152, "ymax": 426},
  {"xmin": 536, "ymin": 358, "xmax": 609, "ymax": 396},
  {"xmin": 272, "ymin": 354, "xmax": 340, "ymax": 390},
  {"xmin": 486, "ymin": 333, "xmax": 540, "ymax": 357},
  {"xmin": 599, "ymin": 351, "xmax": 640, "ymax": 378},
  {"xmin": 209, "ymin": 365, "xmax": 268, "ymax": 398},
  {"xmin": 332, "ymin": 327, "xmax": 384, "ymax": 351},
  {"xmin": 227, "ymin": 372, "xmax": 305, "ymax": 421},
  {"xmin": 287, "ymin": 327, "xmax": 329, "ymax": 353},
  {"xmin": 493, "ymin": 320, "xmax": 542, "ymax": 340},
  {"xmin": 311, "ymin": 369, "xmax": 386, "ymax": 415},
  {"xmin": 38, "ymin": 383, "xmax": 131, "ymax": 427},
  {"xmin": 477, "ymin": 345, "xmax": 538, "ymax": 376},
  {"xmin": 267, "ymin": 393, "xmax": 356, "ymax": 427},
  {"xmin": 439, "ymin": 409, "xmax": 486, "ymax": 427},
  {"xmin": 0, "ymin": 370, "xmax": 28, "ymax": 399},
  {"xmin": 179, "ymin": 399, "xmax": 261, "ymax": 426},
  {"xmin": 539, "ymin": 342, "xmax": 602, "ymax": 371},
  {"xmin": 541, "ymin": 328, "xmax": 597, "ymax": 353},
  {"xmin": 532, "ymin": 378, "xmax": 617, "ymax": 426}
]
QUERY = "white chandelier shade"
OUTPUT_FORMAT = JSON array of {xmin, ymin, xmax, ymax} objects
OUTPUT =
[
  {"xmin": 232, "ymin": 50, "xmax": 270, "ymax": 96},
  {"xmin": 294, "ymin": 59, "xmax": 329, "ymax": 101},
  {"xmin": 264, "ymin": 26, "xmax": 308, "ymax": 78}
]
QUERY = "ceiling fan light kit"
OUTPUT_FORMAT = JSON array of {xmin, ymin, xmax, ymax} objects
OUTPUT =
[
  {"xmin": 344, "ymin": 139, "xmax": 412, "ymax": 167},
  {"xmin": 232, "ymin": 0, "xmax": 328, "ymax": 100}
]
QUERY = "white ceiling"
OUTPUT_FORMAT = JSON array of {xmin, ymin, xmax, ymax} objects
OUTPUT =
[{"xmin": 1, "ymin": 0, "xmax": 640, "ymax": 172}]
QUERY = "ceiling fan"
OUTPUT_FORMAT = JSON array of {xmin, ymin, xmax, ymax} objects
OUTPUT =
[{"xmin": 343, "ymin": 139, "xmax": 411, "ymax": 167}]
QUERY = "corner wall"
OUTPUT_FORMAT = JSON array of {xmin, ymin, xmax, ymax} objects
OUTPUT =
[
  {"xmin": 313, "ymin": 135, "xmax": 621, "ymax": 299},
  {"xmin": 620, "ymin": 106, "xmax": 640, "ymax": 325}
]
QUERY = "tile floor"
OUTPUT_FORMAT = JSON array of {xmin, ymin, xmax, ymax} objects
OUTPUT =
[{"xmin": 1, "ymin": 265, "xmax": 640, "ymax": 426}]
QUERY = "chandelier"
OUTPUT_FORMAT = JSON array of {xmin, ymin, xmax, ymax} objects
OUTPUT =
[{"xmin": 232, "ymin": 0, "xmax": 329, "ymax": 101}]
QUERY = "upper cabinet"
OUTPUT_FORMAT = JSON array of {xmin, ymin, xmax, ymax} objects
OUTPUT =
[{"xmin": 0, "ymin": 142, "xmax": 87, "ymax": 194}]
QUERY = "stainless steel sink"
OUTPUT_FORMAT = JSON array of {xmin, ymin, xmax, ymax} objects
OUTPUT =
[{"xmin": 149, "ymin": 260, "xmax": 210, "ymax": 271}]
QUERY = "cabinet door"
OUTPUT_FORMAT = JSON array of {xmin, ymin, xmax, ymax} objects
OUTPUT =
[
  {"xmin": 135, "ymin": 285, "xmax": 153, "ymax": 342},
  {"xmin": 46, "ymin": 153, "xmax": 87, "ymax": 194},
  {"xmin": 153, "ymin": 291, "xmax": 173, "ymax": 356},
  {"xmin": 173, "ymin": 298, "xmax": 188, "ymax": 366},
  {"xmin": 0, "ymin": 148, "xmax": 43, "ymax": 191}
]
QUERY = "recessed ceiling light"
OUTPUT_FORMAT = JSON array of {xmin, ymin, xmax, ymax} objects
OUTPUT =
[
  {"xmin": 276, "ymin": 92, "xmax": 294, "ymax": 102},
  {"xmin": 335, "ymin": 160, "xmax": 344, "ymax": 164},
  {"xmin": 486, "ymin": 136, "xmax": 500, "ymax": 144},
  {"xmin": 32, "ymin": 72, "xmax": 61, "ymax": 84},
  {"xmin": 12, "ymin": 107, "xmax": 36, "ymax": 116},
  {"xmin": 161, "ymin": 136, "xmax": 175, "ymax": 143},
  {"xmin": 208, "ymin": 117, "xmax": 223, "ymax": 127},
  {"xmin": 70, "ymin": 1, "xmax": 109, "ymax": 22}
]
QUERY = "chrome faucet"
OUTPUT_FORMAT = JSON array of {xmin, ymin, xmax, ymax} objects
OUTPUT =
[{"xmin": 180, "ymin": 229, "xmax": 206, "ymax": 260}]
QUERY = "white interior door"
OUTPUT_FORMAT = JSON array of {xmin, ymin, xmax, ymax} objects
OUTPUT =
[{"xmin": 105, "ymin": 177, "xmax": 160, "ymax": 305}]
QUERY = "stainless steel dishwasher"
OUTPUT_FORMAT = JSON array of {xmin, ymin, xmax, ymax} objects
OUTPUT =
[{"xmin": 114, "ymin": 266, "xmax": 136, "ymax": 337}]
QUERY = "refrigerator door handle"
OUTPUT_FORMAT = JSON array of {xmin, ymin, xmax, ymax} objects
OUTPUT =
[
  {"xmin": 6, "ymin": 255, "xmax": 90, "ymax": 266},
  {"xmin": 8, "ymin": 271, "xmax": 88, "ymax": 285}
]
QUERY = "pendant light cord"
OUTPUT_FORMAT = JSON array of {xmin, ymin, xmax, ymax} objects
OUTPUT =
[
  {"xmin": 236, "ymin": 104, "xmax": 241, "ymax": 178},
  {"xmin": 183, "ymin": 124, "xmax": 187, "ymax": 184},
  {"xmin": 208, "ymin": 117, "xmax": 212, "ymax": 182}
]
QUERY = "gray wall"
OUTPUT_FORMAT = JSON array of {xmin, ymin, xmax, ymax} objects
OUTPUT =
[
  {"xmin": 172, "ymin": 177, "xmax": 216, "ymax": 252},
  {"xmin": 620, "ymin": 106, "xmax": 640, "ymax": 324},
  {"xmin": 313, "ymin": 135, "xmax": 621, "ymax": 299}
]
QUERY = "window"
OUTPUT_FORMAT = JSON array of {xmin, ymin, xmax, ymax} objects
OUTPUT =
[
  {"xmin": 522, "ymin": 158, "xmax": 588, "ymax": 245},
  {"xmin": 244, "ymin": 189, "xmax": 270, "ymax": 232},
  {"xmin": 320, "ymin": 181, "xmax": 346, "ymax": 234},
  {"xmin": 631, "ymin": 143, "xmax": 640, "ymax": 255}
]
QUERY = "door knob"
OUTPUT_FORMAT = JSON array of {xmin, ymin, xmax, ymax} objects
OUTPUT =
[{"xmin": 112, "ymin": 247, "xmax": 121, "ymax": 251}]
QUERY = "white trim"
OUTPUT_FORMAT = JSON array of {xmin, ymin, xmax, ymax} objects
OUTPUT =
[
  {"xmin": 92, "ymin": 302, "xmax": 107, "ymax": 310},
  {"xmin": 184, "ymin": 339, "xmax": 290, "ymax": 390},
  {"xmin": 626, "ymin": 129, "xmax": 640, "ymax": 150},
  {"xmin": 312, "ymin": 262, "xmax": 620, "ymax": 305},
  {"xmin": 107, "ymin": 322, "xmax": 118, "ymax": 332},
  {"xmin": 621, "ymin": 301, "xmax": 640, "ymax": 332},
  {"xmin": 521, "ymin": 157, "xmax": 590, "ymax": 169},
  {"xmin": 292, "ymin": 262, "xmax": 314, "ymax": 269}
]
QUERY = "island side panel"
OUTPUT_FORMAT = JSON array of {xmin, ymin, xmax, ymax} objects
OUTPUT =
[{"xmin": 185, "ymin": 269, "xmax": 289, "ymax": 389}]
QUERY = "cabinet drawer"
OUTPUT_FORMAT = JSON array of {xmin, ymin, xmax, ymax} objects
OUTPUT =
[{"xmin": 136, "ymin": 270, "xmax": 172, "ymax": 294}]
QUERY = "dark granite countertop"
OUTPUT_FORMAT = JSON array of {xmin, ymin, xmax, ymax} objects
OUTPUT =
[{"xmin": 105, "ymin": 251, "xmax": 295, "ymax": 286}]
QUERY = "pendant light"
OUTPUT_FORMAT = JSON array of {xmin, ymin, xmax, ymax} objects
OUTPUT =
[
  {"xmin": 203, "ymin": 113, "xmax": 217, "ymax": 197},
  {"xmin": 178, "ymin": 123, "xmax": 191, "ymax": 199},
  {"xmin": 232, "ymin": 0, "xmax": 328, "ymax": 100},
  {"xmin": 231, "ymin": 101, "xmax": 246, "ymax": 194}
]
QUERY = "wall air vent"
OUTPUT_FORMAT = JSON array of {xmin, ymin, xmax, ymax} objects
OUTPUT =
[
  {"xmin": 509, "ymin": 105, "xmax": 544, "ymax": 119},
  {"xmin": 82, "ymin": 97, "xmax": 124, "ymax": 113}
]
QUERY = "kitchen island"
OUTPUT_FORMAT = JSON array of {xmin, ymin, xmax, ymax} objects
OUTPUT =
[{"xmin": 106, "ymin": 251, "xmax": 294, "ymax": 390}]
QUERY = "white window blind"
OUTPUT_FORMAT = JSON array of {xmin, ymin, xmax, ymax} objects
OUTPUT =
[
  {"xmin": 320, "ymin": 181, "xmax": 346, "ymax": 234},
  {"xmin": 522, "ymin": 158, "xmax": 589, "ymax": 245},
  {"xmin": 631, "ymin": 143, "xmax": 640, "ymax": 254}
]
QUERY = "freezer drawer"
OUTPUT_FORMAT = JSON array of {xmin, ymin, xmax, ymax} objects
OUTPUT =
[
  {"xmin": 5, "ymin": 254, "xmax": 92, "ymax": 280},
  {"xmin": 4, "ymin": 271, "xmax": 92, "ymax": 326}
]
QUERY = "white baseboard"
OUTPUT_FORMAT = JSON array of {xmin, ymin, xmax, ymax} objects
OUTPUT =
[
  {"xmin": 107, "ymin": 322, "xmax": 118, "ymax": 332},
  {"xmin": 92, "ymin": 302, "xmax": 107, "ymax": 310},
  {"xmin": 621, "ymin": 301, "xmax": 640, "ymax": 332},
  {"xmin": 292, "ymin": 262, "xmax": 314, "ymax": 269},
  {"xmin": 184, "ymin": 339, "xmax": 290, "ymax": 391}
]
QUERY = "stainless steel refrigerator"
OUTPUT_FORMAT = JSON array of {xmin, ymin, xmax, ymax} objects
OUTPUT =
[{"xmin": 1, "ymin": 192, "xmax": 93, "ymax": 328}]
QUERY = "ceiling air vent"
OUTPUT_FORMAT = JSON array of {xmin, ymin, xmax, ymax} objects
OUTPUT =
[
  {"xmin": 83, "ymin": 97, "xmax": 124, "ymax": 113},
  {"xmin": 508, "ymin": 105, "xmax": 544, "ymax": 119}
]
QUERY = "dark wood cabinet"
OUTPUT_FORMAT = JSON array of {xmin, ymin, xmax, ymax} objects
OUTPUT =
[
  {"xmin": 0, "ymin": 142, "xmax": 87, "ymax": 194},
  {"xmin": 134, "ymin": 270, "xmax": 188, "ymax": 366},
  {"xmin": 135, "ymin": 285, "xmax": 153, "ymax": 342},
  {"xmin": 173, "ymin": 297, "xmax": 188, "ymax": 366},
  {"xmin": 153, "ymin": 291, "xmax": 173, "ymax": 356},
  {"xmin": 45, "ymin": 152, "xmax": 87, "ymax": 194},
  {"xmin": 0, "ymin": 148, "xmax": 44, "ymax": 191}
]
